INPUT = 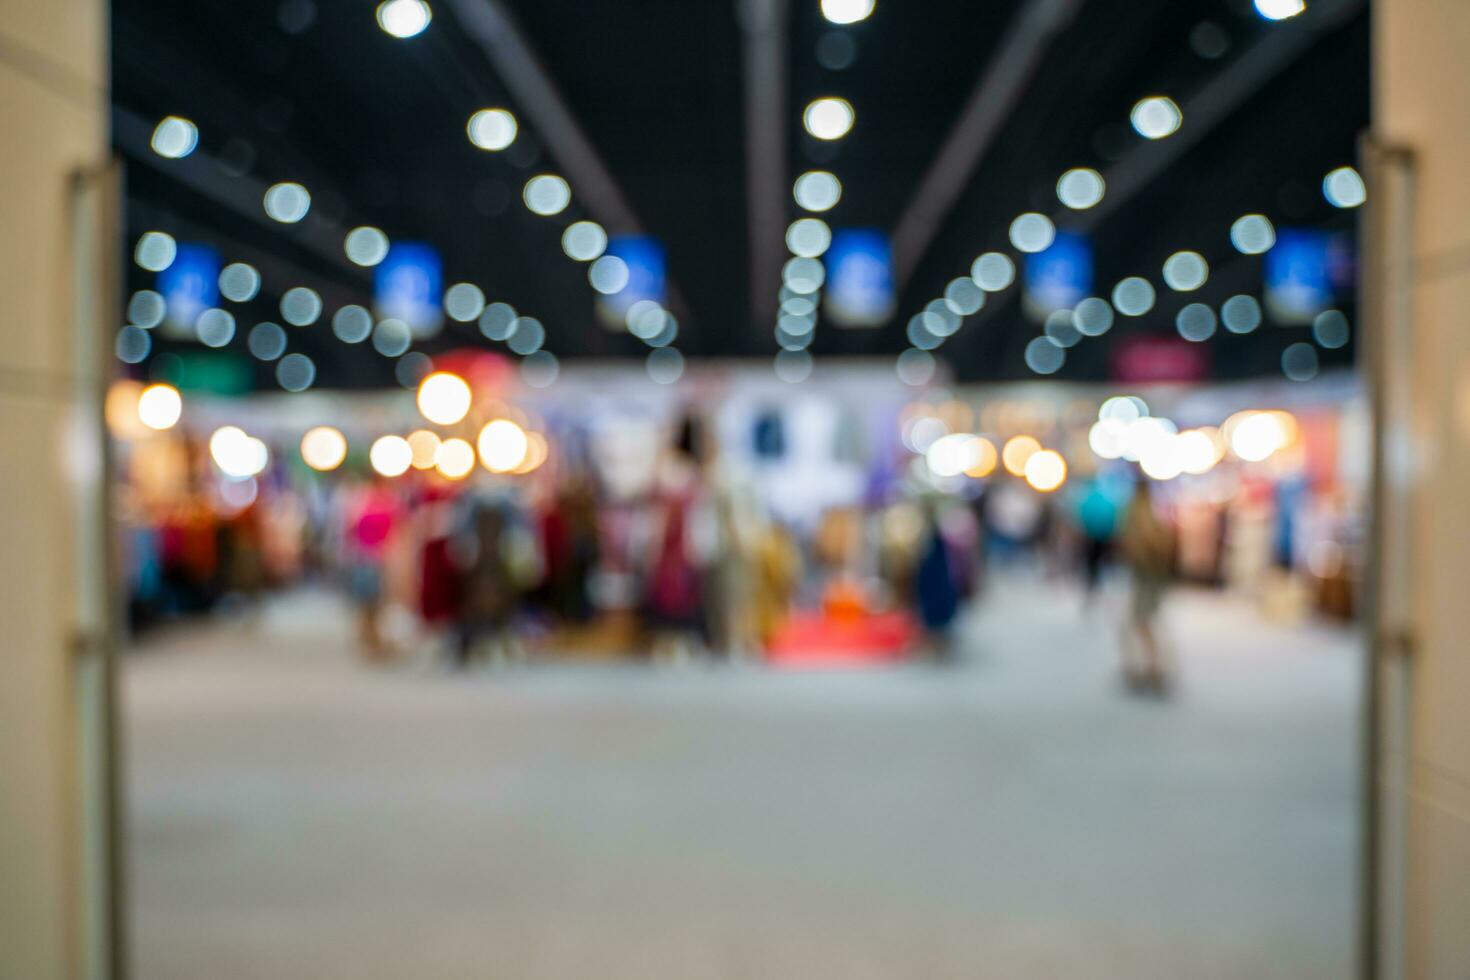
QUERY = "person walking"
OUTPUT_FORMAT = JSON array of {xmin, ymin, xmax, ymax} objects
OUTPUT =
[{"xmin": 1118, "ymin": 479, "xmax": 1176, "ymax": 693}]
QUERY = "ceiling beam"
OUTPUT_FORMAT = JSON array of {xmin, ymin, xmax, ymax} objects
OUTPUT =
[
  {"xmin": 737, "ymin": 0, "xmax": 790, "ymax": 332},
  {"xmin": 889, "ymin": 0, "xmax": 1084, "ymax": 291}
]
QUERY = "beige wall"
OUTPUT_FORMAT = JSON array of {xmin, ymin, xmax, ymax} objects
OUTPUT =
[
  {"xmin": 0, "ymin": 1, "xmax": 109, "ymax": 977},
  {"xmin": 1375, "ymin": 1, "xmax": 1470, "ymax": 977}
]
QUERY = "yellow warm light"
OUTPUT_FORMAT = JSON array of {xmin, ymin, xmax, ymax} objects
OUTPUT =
[
  {"xmin": 105, "ymin": 381, "xmax": 147, "ymax": 439},
  {"xmin": 435, "ymin": 437, "xmax": 476, "ymax": 480},
  {"xmin": 1176, "ymin": 428, "xmax": 1222, "ymax": 476},
  {"xmin": 1002, "ymin": 434, "xmax": 1041, "ymax": 477},
  {"xmin": 370, "ymin": 435, "xmax": 413, "ymax": 477},
  {"xmin": 300, "ymin": 426, "xmax": 348, "ymax": 472},
  {"xmin": 1229, "ymin": 411, "xmax": 1295, "ymax": 463},
  {"xmin": 477, "ymin": 418, "xmax": 528, "ymax": 473},
  {"xmin": 137, "ymin": 383, "xmax": 182, "ymax": 431},
  {"xmin": 964, "ymin": 436, "xmax": 998, "ymax": 478},
  {"xmin": 416, "ymin": 371, "xmax": 472, "ymax": 426},
  {"xmin": 1024, "ymin": 449, "xmax": 1068, "ymax": 492},
  {"xmin": 407, "ymin": 429, "xmax": 442, "ymax": 469},
  {"xmin": 512, "ymin": 431, "xmax": 549, "ymax": 475}
]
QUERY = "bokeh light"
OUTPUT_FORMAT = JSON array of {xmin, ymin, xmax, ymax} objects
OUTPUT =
[
  {"xmin": 562, "ymin": 221, "xmax": 608, "ymax": 261},
  {"xmin": 1112, "ymin": 276, "xmax": 1156, "ymax": 316},
  {"xmin": 1009, "ymin": 213, "xmax": 1055, "ymax": 253},
  {"xmin": 417, "ymin": 371, "xmax": 472, "ymax": 425},
  {"xmin": 134, "ymin": 231, "xmax": 176, "ymax": 272},
  {"xmin": 786, "ymin": 218, "xmax": 832, "ymax": 257},
  {"xmin": 407, "ymin": 429, "xmax": 442, "ymax": 469},
  {"xmin": 1162, "ymin": 250, "xmax": 1208, "ymax": 291},
  {"xmin": 820, "ymin": 0, "xmax": 874, "ymax": 24},
  {"xmin": 803, "ymin": 97, "xmax": 855, "ymax": 140},
  {"xmin": 1323, "ymin": 166, "xmax": 1367, "ymax": 208},
  {"xmin": 1254, "ymin": 0, "xmax": 1305, "ymax": 20},
  {"xmin": 1230, "ymin": 214, "xmax": 1276, "ymax": 255},
  {"xmin": 210, "ymin": 426, "xmax": 269, "ymax": 479},
  {"xmin": 478, "ymin": 419, "xmax": 529, "ymax": 473},
  {"xmin": 1130, "ymin": 96, "xmax": 1182, "ymax": 139},
  {"xmin": 263, "ymin": 182, "xmax": 311, "ymax": 223},
  {"xmin": 344, "ymin": 226, "xmax": 390, "ymax": 266},
  {"xmin": 1002, "ymin": 435, "xmax": 1041, "ymax": 477},
  {"xmin": 150, "ymin": 116, "xmax": 198, "ymax": 159},
  {"xmin": 370, "ymin": 435, "xmax": 413, "ymax": 477},
  {"xmin": 467, "ymin": 108, "xmax": 517, "ymax": 150},
  {"xmin": 793, "ymin": 171, "xmax": 842, "ymax": 212},
  {"xmin": 523, "ymin": 174, "xmax": 571, "ymax": 216},
  {"xmin": 376, "ymin": 0, "xmax": 431, "ymax": 37},
  {"xmin": 971, "ymin": 252, "xmax": 1015, "ymax": 292},
  {"xmin": 137, "ymin": 383, "xmax": 182, "ymax": 431},
  {"xmin": 435, "ymin": 438, "xmax": 476, "ymax": 480},
  {"xmin": 300, "ymin": 426, "xmax": 347, "ymax": 471},
  {"xmin": 1056, "ymin": 168, "xmax": 1105, "ymax": 210},
  {"xmin": 1024, "ymin": 449, "xmax": 1067, "ymax": 492},
  {"xmin": 444, "ymin": 283, "xmax": 486, "ymax": 322},
  {"xmin": 219, "ymin": 262, "xmax": 261, "ymax": 302}
]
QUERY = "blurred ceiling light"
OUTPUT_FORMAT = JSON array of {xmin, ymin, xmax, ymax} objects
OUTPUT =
[
  {"xmin": 372, "ymin": 318, "xmax": 412, "ymax": 357},
  {"xmin": 280, "ymin": 286, "xmax": 323, "ymax": 326},
  {"xmin": 247, "ymin": 321, "xmax": 287, "ymax": 361},
  {"xmin": 1002, "ymin": 435, "xmax": 1041, "ymax": 477},
  {"xmin": 137, "ymin": 383, "xmax": 182, "ymax": 431},
  {"xmin": 646, "ymin": 347, "xmax": 685, "ymax": 385},
  {"xmin": 943, "ymin": 276, "xmax": 984, "ymax": 316},
  {"xmin": 407, "ymin": 429, "xmax": 442, "ymax": 469},
  {"xmin": 219, "ymin": 262, "xmax": 261, "ymax": 302},
  {"xmin": 896, "ymin": 348, "xmax": 936, "ymax": 386},
  {"xmin": 1056, "ymin": 168, "xmax": 1105, "ymax": 209},
  {"xmin": 376, "ymin": 0, "xmax": 431, "ymax": 37},
  {"xmin": 370, "ymin": 435, "xmax": 414, "ymax": 477},
  {"xmin": 785, "ymin": 217, "xmax": 832, "ymax": 257},
  {"xmin": 1162, "ymin": 250, "xmax": 1208, "ymax": 291},
  {"xmin": 1313, "ymin": 309, "xmax": 1350, "ymax": 349},
  {"xmin": 196, "ymin": 308, "xmax": 236, "ymax": 348},
  {"xmin": 803, "ymin": 97, "xmax": 855, "ymax": 140},
  {"xmin": 820, "ymin": 0, "xmax": 874, "ymax": 24},
  {"xmin": 1111, "ymin": 276, "xmax": 1155, "ymax": 316},
  {"xmin": 115, "ymin": 326, "xmax": 151, "ymax": 364},
  {"xmin": 417, "ymin": 371, "xmax": 472, "ymax": 425},
  {"xmin": 1221, "ymin": 294, "xmax": 1263, "ymax": 334},
  {"xmin": 344, "ymin": 226, "xmax": 390, "ymax": 266},
  {"xmin": 435, "ymin": 437, "xmax": 476, "ymax": 480},
  {"xmin": 964, "ymin": 436, "xmax": 998, "ymax": 478},
  {"xmin": 210, "ymin": 426, "xmax": 269, "ymax": 479},
  {"xmin": 783, "ymin": 256, "xmax": 826, "ymax": 293},
  {"xmin": 300, "ymin": 426, "xmax": 348, "ymax": 471},
  {"xmin": 276, "ymin": 352, "xmax": 316, "ymax": 391},
  {"xmin": 1175, "ymin": 302, "xmax": 1217, "ymax": 342},
  {"xmin": 467, "ymin": 108, "xmax": 517, "ymax": 151},
  {"xmin": 1282, "ymin": 342, "xmax": 1319, "ymax": 381},
  {"xmin": 523, "ymin": 174, "xmax": 571, "ymax": 216},
  {"xmin": 150, "ymin": 116, "xmax": 198, "ymax": 159},
  {"xmin": 971, "ymin": 252, "xmax": 1015, "ymax": 292},
  {"xmin": 263, "ymin": 181, "xmax": 311, "ymax": 223},
  {"xmin": 1073, "ymin": 296, "xmax": 1114, "ymax": 336},
  {"xmin": 1024, "ymin": 449, "xmax": 1067, "ymax": 492},
  {"xmin": 479, "ymin": 302, "xmax": 518, "ymax": 341},
  {"xmin": 128, "ymin": 289, "xmax": 167, "ymax": 328},
  {"xmin": 1044, "ymin": 309, "xmax": 1081, "ymax": 348},
  {"xmin": 589, "ymin": 254, "xmax": 630, "ymax": 294},
  {"xmin": 444, "ymin": 282, "xmax": 486, "ymax": 322},
  {"xmin": 332, "ymin": 305, "xmax": 374, "ymax": 343},
  {"xmin": 1024, "ymin": 336, "xmax": 1065, "ymax": 374},
  {"xmin": 793, "ymin": 170, "xmax": 842, "ymax": 212},
  {"xmin": 507, "ymin": 317, "xmax": 546, "ymax": 355},
  {"xmin": 134, "ymin": 231, "xmax": 177, "ymax": 272},
  {"xmin": 562, "ymin": 220, "xmax": 608, "ymax": 261},
  {"xmin": 1130, "ymin": 96, "xmax": 1182, "ymax": 140},
  {"xmin": 1254, "ymin": 0, "xmax": 1305, "ymax": 20},
  {"xmin": 1323, "ymin": 166, "xmax": 1366, "ymax": 208},
  {"xmin": 774, "ymin": 349, "xmax": 813, "ymax": 383},
  {"xmin": 478, "ymin": 419, "xmax": 529, "ymax": 473},
  {"xmin": 1009, "ymin": 212, "xmax": 1055, "ymax": 253},
  {"xmin": 1229, "ymin": 214, "xmax": 1276, "ymax": 254}
]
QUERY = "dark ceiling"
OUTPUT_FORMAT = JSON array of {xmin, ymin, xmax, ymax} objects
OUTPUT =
[{"xmin": 113, "ymin": 0, "xmax": 1369, "ymax": 390}]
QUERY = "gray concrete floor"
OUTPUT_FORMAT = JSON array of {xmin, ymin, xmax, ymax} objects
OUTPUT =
[{"xmin": 125, "ymin": 577, "xmax": 1360, "ymax": 979}]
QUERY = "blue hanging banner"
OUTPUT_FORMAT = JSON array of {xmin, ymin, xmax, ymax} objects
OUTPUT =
[
  {"xmin": 824, "ymin": 228, "xmax": 893, "ymax": 328},
  {"xmin": 1024, "ymin": 230, "xmax": 1092, "ymax": 317},
  {"xmin": 375, "ymin": 242, "xmax": 444, "ymax": 338},
  {"xmin": 157, "ymin": 243, "xmax": 220, "ymax": 339},
  {"xmin": 597, "ymin": 235, "xmax": 666, "ymax": 327},
  {"xmin": 1265, "ymin": 229, "xmax": 1347, "ymax": 325}
]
